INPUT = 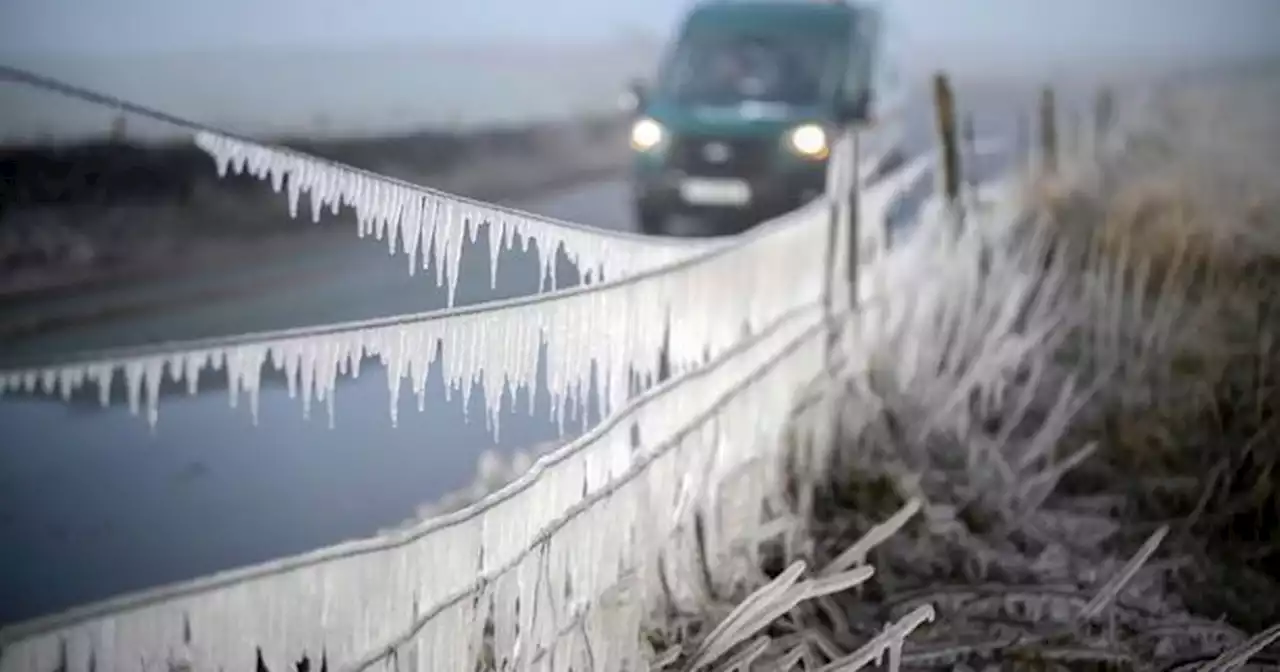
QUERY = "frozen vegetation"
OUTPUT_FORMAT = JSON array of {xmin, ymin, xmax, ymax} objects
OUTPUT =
[{"xmin": 635, "ymin": 72, "xmax": 1280, "ymax": 668}]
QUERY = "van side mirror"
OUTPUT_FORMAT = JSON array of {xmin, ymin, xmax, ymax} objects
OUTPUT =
[
  {"xmin": 620, "ymin": 79, "xmax": 648, "ymax": 115},
  {"xmin": 834, "ymin": 91, "xmax": 871, "ymax": 125}
]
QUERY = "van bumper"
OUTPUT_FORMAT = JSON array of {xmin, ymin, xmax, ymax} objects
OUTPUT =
[{"xmin": 632, "ymin": 163, "xmax": 828, "ymax": 225}]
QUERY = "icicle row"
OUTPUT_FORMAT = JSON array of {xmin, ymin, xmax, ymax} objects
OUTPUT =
[
  {"xmin": 0, "ymin": 129, "xmax": 963, "ymax": 672},
  {"xmin": 0, "ymin": 303, "xmax": 828, "ymax": 672},
  {"xmin": 0, "ymin": 198, "xmax": 833, "ymax": 433},
  {"xmin": 0, "ymin": 132, "xmax": 949, "ymax": 434},
  {"xmin": 358, "ymin": 304, "xmax": 828, "ymax": 672},
  {"xmin": 192, "ymin": 131, "xmax": 727, "ymax": 304}
]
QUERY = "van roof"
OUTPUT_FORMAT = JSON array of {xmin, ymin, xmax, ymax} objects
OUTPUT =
[
  {"xmin": 694, "ymin": 0, "xmax": 859, "ymax": 11},
  {"xmin": 683, "ymin": 0, "xmax": 860, "ymax": 37}
]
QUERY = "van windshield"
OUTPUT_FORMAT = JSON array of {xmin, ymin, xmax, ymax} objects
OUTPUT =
[{"xmin": 662, "ymin": 32, "xmax": 842, "ymax": 107}]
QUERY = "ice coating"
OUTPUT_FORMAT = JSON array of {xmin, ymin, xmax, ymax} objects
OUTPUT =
[
  {"xmin": 0, "ymin": 144, "xmax": 953, "ymax": 432},
  {"xmin": 0, "ymin": 302, "xmax": 831, "ymax": 672},
  {"xmin": 0, "ymin": 128, "xmax": 976, "ymax": 672},
  {"xmin": 0, "ymin": 198, "xmax": 833, "ymax": 432},
  {"xmin": 192, "ymin": 131, "xmax": 728, "ymax": 305}
]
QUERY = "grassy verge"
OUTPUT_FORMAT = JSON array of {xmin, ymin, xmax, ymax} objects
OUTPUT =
[{"xmin": 630, "ymin": 75, "xmax": 1280, "ymax": 669}]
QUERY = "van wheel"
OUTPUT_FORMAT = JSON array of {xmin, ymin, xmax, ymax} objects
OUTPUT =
[{"xmin": 636, "ymin": 204, "xmax": 667, "ymax": 236}]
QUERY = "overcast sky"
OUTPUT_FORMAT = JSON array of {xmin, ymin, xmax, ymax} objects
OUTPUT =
[
  {"xmin": 3, "ymin": 0, "xmax": 1278, "ymax": 66},
  {"xmin": 2, "ymin": 0, "xmax": 1277, "ymax": 140}
]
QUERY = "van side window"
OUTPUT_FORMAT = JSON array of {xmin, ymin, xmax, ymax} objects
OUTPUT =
[{"xmin": 664, "ymin": 33, "xmax": 839, "ymax": 107}]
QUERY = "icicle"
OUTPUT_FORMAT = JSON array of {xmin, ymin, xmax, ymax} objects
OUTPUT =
[
  {"xmin": 0, "ymin": 138, "xmax": 960, "ymax": 669},
  {"xmin": 143, "ymin": 359, "xmax": 164, "ymax": 429},
  {"xmin": 0, "ymin": 193, "xmax": 843, "ymax": 431},
  {"xmin": 7, "ymin": 137, "xmax": 974, "ymax": 430},
  {"xmin": 123, "ymin": 361, "xmax": 143, "ymax": 417},
  {"xmin": 0, "ymin": 298, "xmax": 830, "ymax": 672},
  {"xmin": 191, "ymin": 131, "xmax": 728, "ymax": 308},
  {"xmin": 57, "ymin": 367, "xmax": 80, "ymax": 402}
]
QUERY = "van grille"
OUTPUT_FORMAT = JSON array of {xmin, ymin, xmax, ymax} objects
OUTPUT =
[{"xmin": 667, "ymin": 136, "xmax": 775, "ymax": 177}]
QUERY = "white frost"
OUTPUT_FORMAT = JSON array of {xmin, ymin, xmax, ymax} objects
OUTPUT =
[
  {"xmin": 0, "ymin": 199, "xmax": 832, "ymax": 431},
  {"xmin": 0, "ymin": 303, "xmax": 829, "ymax": 672},
  {"xmin": 192, "ymin": 131, "xmax": 727, "ymax": 304},
  {"xmin": 0, "ymin": 127, "xmax": 964, "ymax": 672}
]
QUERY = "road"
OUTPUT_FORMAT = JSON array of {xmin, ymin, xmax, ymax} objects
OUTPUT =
[{"xmin": 0, "ymin": 86, "xmax": 1041, "ymax": 627}]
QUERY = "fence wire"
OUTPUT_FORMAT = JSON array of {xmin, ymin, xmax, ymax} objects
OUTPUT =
[
  {"xmin": 0, "ymin": 60, "xmax": 1133, "ymax": 672},
  {"xmin": 0, "ymin": 64, "xmax": 704, "ymax": 247}
]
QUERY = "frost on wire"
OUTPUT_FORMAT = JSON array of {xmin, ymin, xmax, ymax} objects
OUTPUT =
[
  {"xmin": 0, "ymin": 304, "xmax": 834, "ymax": 672},
  {"xmin": 193, "ymin": 131, "xmax": 726, "ymax": 304},
  {"xmin": 0, "ymin": 133, "xmax": 932, "ymax": 435},
  {"xmin": 0, "ymin": 199, "xmax": 832, "ymax": 433},
  {"xmin": 0, "ymin": 133, "xmax": 947, "ymax": 672}
]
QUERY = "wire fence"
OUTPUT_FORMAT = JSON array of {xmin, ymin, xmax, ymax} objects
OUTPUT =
[
  {"xmin": 0, "ymin": 64, "xmax": 859, "ymax": 672},
  {"xmin": 0, "ymin": 63, "xmax": 1139, "ymax": 672},
  {"xmin": 0, "ymin": 303, "xmax": 833, "ymax": 672}
]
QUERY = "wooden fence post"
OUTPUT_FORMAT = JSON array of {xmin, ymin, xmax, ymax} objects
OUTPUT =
[
  {"xmin": 820, "ymin": 125, "xmax": 864, "ymax": 365},
  {"xmin": 1094, "ymin": 85, "xmax": 1115, "ymax": 157},
  {"xmin": 961, "ymin": 111, "xmax": 978, "ymax": 198},
  {"xmin": 821, "ymin": 133, "xmax": 845, "ymax": 366},
  {"xmin": 932, "ymin": 72, "xmax": 961, "ymax": 205},
  {"xmin": 109, "ymin": 114, "xmax": 128, "ymax": 143},
  {"xmin": 1015, "ymin": 110, "xmax": 1030, "ymax": 176},
  {"xmin": 846, "ymin": 128, "xmax": 861, "ymax": 313},
  {"xmin": 1065, "ymin": 108, "xmax": 1080, "ymax": 161},
  {"xmin": 1038, "ymin": 86, "xmax": 1058, "ymax": 175}
]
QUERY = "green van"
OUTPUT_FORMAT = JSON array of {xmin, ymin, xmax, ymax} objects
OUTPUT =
[{"xmin": 625, "ymin": 0, "xmax": 891, "ymax": 235}]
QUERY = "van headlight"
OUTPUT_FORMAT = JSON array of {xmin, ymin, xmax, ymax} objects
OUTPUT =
[
  {"xmin": 787, "ymin": 124, "xmax": 828, "ymax": 158},
  {"xmin": 630, "ymin": 118, "xmax": 664, "ymax": 151}
]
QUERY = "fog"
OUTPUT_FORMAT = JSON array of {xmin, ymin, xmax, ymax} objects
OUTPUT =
[
  {"xmin": 3, "ymin": 0, "xmax": 1276, "ymax": 142},
  {"xmin": 0, "ymin": 43, "xmax": 661, "ymax": 144}
]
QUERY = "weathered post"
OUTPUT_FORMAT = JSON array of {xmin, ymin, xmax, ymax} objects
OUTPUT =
[
  {"xmin": 821, "ymin": 127, "xmax": 862, "ymax": 359},
  {"xmin": 109, "ymin": 114, "xmax": 128, "ymax": 143},
  {"xmin": 1094, "ymin": 85, "xmax": 1115, "ymax": 157},
  {"xmin": 846, "ymin": 128, "xmax": 861, "ymax": 313},
  {"xmin": 1065, "ymin": 108, "xmax": 1080, "ymax": 161},
  {"xmin": 961, "ymin": 111, "xmax": 978, "ymax": 199},
  {"xmin": 1015, "ymin": 110, "xmax": 1031, "ymax": 176},
  {"xmin": 1039, "ymin": 86, "xmax": 1058, "ymax": 175},
  {"xmin": 822, "ymin": 132, "xmax": 845, "ymax": 366},
  {"xmin": 932, "ymin": 72, "xmax": 961, "ymax": 205}
]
